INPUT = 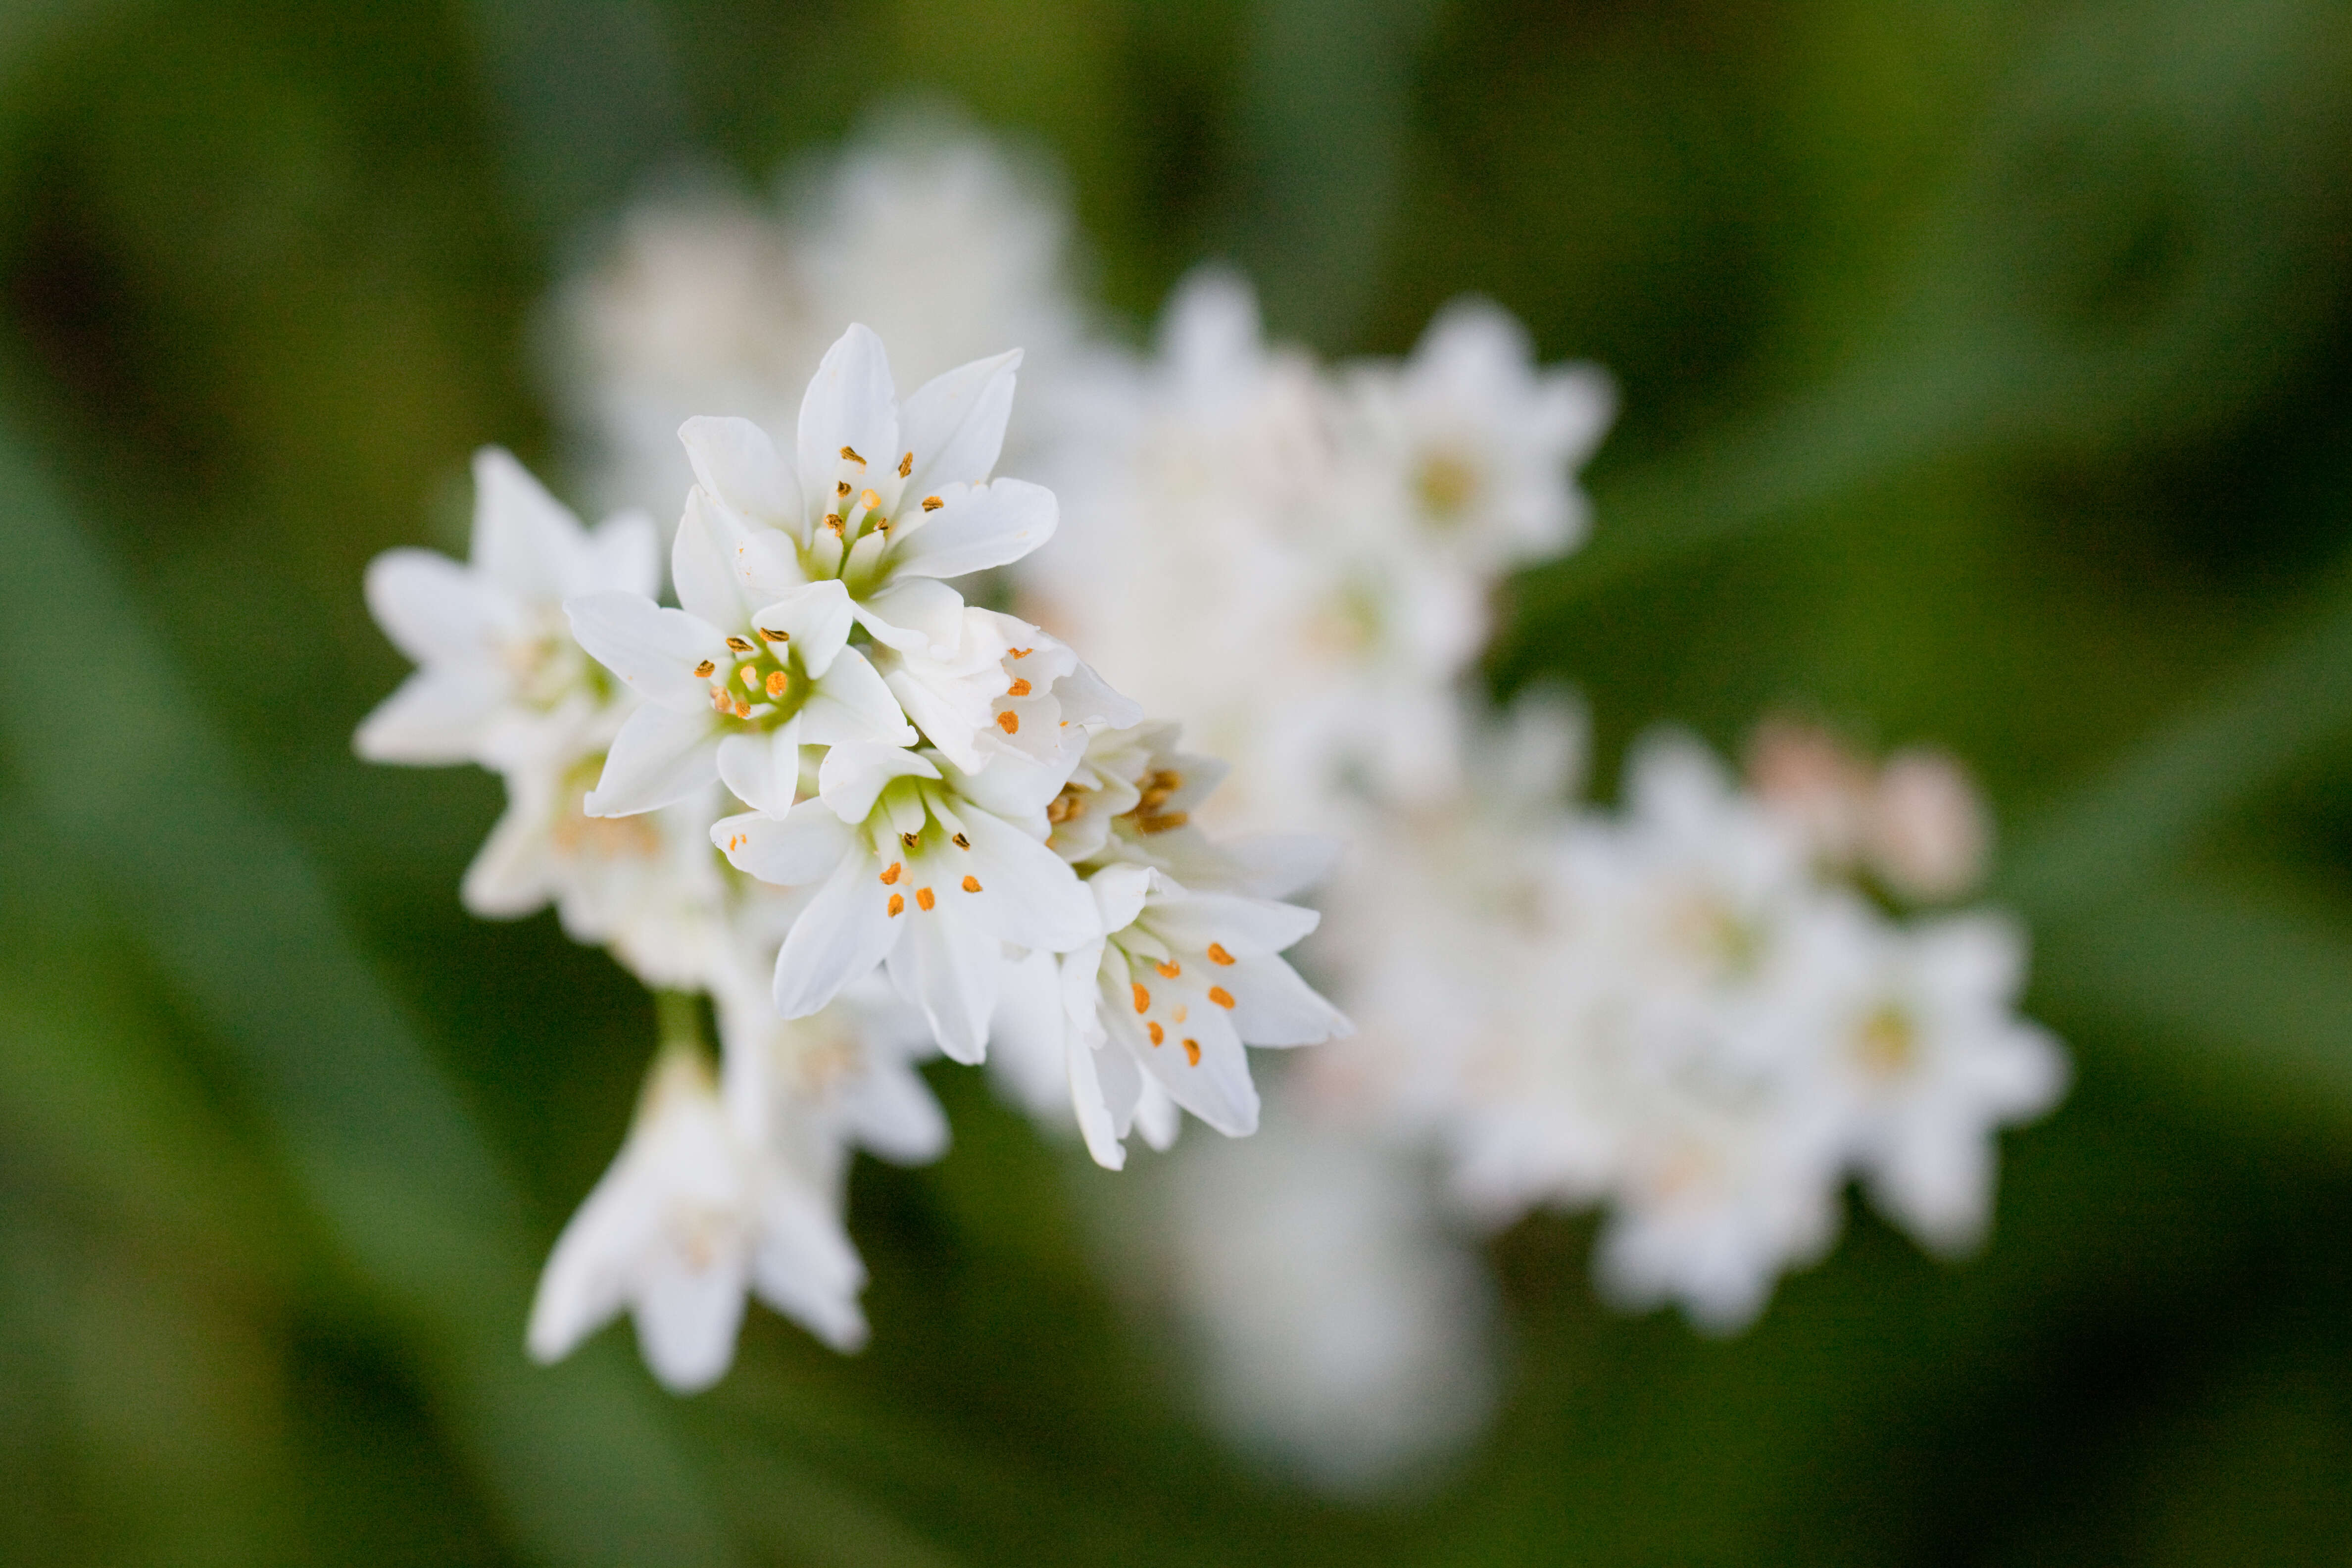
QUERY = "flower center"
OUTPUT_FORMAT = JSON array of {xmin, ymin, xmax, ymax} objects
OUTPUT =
[
  {"xmin": 1852, "ymin": 1003, "xmax": 1918, "ymax": 1079},
  {"xmin": 695, "ymin": 627, "xmax": 812, "ymax": 729},
  {"xmin": 1413, "ymin": 448, "xmax": 1479, "ymax": 525}
]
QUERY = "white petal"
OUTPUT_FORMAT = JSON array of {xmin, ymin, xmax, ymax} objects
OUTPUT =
[
  {"xmin": 472, "ymin": 447, "xmax": 588, "ymax": 601},
  {"xmin": 716, "ymin": 720, "xmax": 803, "ymax": 817},
  {"xmin": 1123, "ymin": 1000, "xmax": 1257, "ymax": 1137},
  {"xmin": 634, "ymin": 1251, "xmax": 749, "ymax": 1393},
  {"xmin": 900, "ymin": 348, "xmax": 1020, "ymax": 502},
  {"xmin": 855, "ymin": 577, "xmax": 966, "ymax": 656},
  {"xmin": 885, "ymin": 901, "xmax": 1005, "ymax": 1064},
  {"xmin": 775, "ymin": 850, "xmax": 902, "ymax": 1018},
  {"xmin": 966, "ymin": 808, "xmax": 1099, "ymax": 953},
  {"xmin": 1067, "ymin": 1026, "xmax": 1136, "ymax": 1173},
  {"xmin": 1147, "ymin": 888, "xmax": 1319, "ymax": 958},
  {"xmin": 712, "ymin": 802, "xmax": 851, "ymax": 886},
  {"xmin": 842, "ymin": 1063, "xmax": 950, "ymax": 1166},
  {"xmin": 886, "ymin": 479, "xmax": 1057, "ymax": 581},
  {"xmin": 1051, "ymin": 658, "xmax": 1142, "ymax": 733},
  {"xmin": 817, "ymin": 741, "xmax": 939, "ymax": 823},
  {"xmin": 580, "ymin": 509, "xmax": 661, "ymax": 599},
  {"xmin": 749, "ymin": 1180, "xmax": 869, "ymax": 1352},
  {"xmin": 1087, "ymin": 862, "xmax": 1154, "ymax": 936},
  {"xmin": 352, "ymin": 669, "xmax": 499, "ymax": 764},
  {"xmin": 797, "ymin": 324, "xmax": 900, "ymax": 523},
  {"xmin": 1222, "ymin": 953, "xmax": 1352, "ymax": 1046},
  {"xmin": 364, "ymin": 547, "xmax": 501, "ymax": 667},
  {"xmin": 586, "ymin": 701, "xmax": 722, "ymax": 817},
  {"xmin": 801, "ymin": 648, "xmax": 915, "ymax": 748},
  {"xmin": 680, "ymin": 415, "xmax": 800, "ymax": 534},
  {"xmin": 751, "ymin": 579, "xmax": 855, "ymax": 678},
  {"xmin": 673, "ymin": 488, "xmax": 805, "ymax": 631},
  {"xmin": 526, "ymin": 1150, "xmax": 661, "ymax": 1366},
  {"xmin": 460, "ymin": 791, "xmax": 555, "ymax": 917},
  {"xmin": 566, "ymin": 590, "xmax": 730, "ymax": 711}
]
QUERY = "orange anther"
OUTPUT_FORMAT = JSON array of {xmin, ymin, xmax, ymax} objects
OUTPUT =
[
  {"xmin": 1208, "ymin": 986, "xmax": 1235, "ymax": 1009},
  {"xmin": 887, "ymin": 893, "xmax": 905, "ymax": 917},
  {"xmin": 1132, "ymin": 983, "xmax": 1150, "ymax": 1014},
  {"xmin": 1182, "ymin": 1038, "xmax": 1201, "ymax": 1066},
  {"xmin": 961, "ymin": 875, "xmax": 981, "ymax": 893},
  {"xmin": 916, "ymin": 887, "xmax": 935, "ymax": 911},
  {"xmin": 880, "ymin": 862, "xmax": 902, "ymax": 884},
  {"xmin": 996, "ymin": 711, "xmax": 1020, "ymax": 735},
  {"xmin": 1207, "ymin": 942, "xmax": 1235, "ymax": 966}
]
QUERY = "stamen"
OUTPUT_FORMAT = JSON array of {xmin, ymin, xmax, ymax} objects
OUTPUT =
[
  {"xmin": 1008, "ymin": 647, "xmax": 1032, "ymax": 659},
  {"xmin": 921, "ymin": 495, "xmax": 943, "ymax": 511},
  {"xmin": 1172, "ymin": 1005, "xmax": 1188, "ymax": 1024},
  {"xmin": 996, "ymin": 711, "xmax": 1020, "ymax": 735},
  {"xmin": 725, "ymin": 636, "xmax": 755, "ymax": 653},
  {"xmin": 952, "ymin": 833, "xmax": 970, "ymax": 849},
  {"xmin": 1147, "ymin": 1022, "xmax": 1164, "ymax": 1045},
  {"xmin": 961, "ymin": 875, "xmax": 981, "ymax": 892},
  {"xmin": 1207, "ymin": 943, "xmax": 1235, "ymax": 966},
  {"xmin": 710, "ymin": 688, "xmax": 733, "ymax": 714},
  {"xmin": 887, "ymin": 893, "xmax": 904, "ymax": 917},
  {"xmin": 1182, "ymin": 1038, "xmax": 1201, "ymax": 1066},
  {"xmin": 1133, "ymin": 811, "xmax": 1189, "ymax": 834},
  {"xmin": 732, "ymin": 696, "xmax": 752, "ymax": 719},
  {"xmin": 740, "ymin": 666, "xmax": 761, "ymax": 691},
  {"xmin": 897, "ymin": 452, "xmax": 912, "ymax": 478},
  {"xmin": 858, "ymin": 489, "xmax": 881, "ymax": 513},
  {"xmin": 880, "ymin": 862, "xmax": 902, "ymax": 884},
  {"xmin": 916, "ymin": 887, "xmax": 935, "ymax": 912},
  {"xmin": 765, "ymin": 670, "xmax": 789, "ymax": 698},
  {"xmin": 1208, "ymin": 986, "xmax": 1235, "ymax": 1010},
  {"xmin": 840, "ymin": 445, "xmax": 865, "ymax": 465},
  {"xmin": 756, "ymin": 626, "xmax": 788, "ymax": 642},
  {"xmin": 1007, "ymin": 678, "xmax": 1032, "ymax": 697},
  {"xmin": 836, "ymin": 480, "xmax": 851, "ymax": 498},
  {"xmin": 901, "ymin": 831, "xmax": 919, "ymax": 850},
  {"xmin": 825, "ymin": 513, "xmax": 845, "ymax": 535},
  {"xmin": 1155, "ymin": 961, "xmax": 1180, "ymax": 980},
  {"xmin": 692, "ymin": 659, "xmax": 716, "ymax": 678},
  {"xmin": 1132, "ymin": 983, "xmax": 1150, "ymax": 1014}
]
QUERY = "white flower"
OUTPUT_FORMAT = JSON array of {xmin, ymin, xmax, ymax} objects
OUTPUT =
[
  {"xmin": 1342, "ymin": 296, "xmax": 1614, "ymax": 574},
  {"xmin": 356, "ymin": 448, "xmax": 654, "ymax": 768},
  {"xmin": 1031, "ymin": 860, "xmax": 1350, "ymax": 1170},
  {"xmin": 462, "ymin": 737, "xmax": 735, "ymax": 992},
  {"xmin": 711, "ymin": 948, "xmax": 950, "ymax": 1177},
  {"xmin": 563, "ymin": 500, "xmax": 911, "ymax": 820},
  {"xmin": 711, "ymin": 741, "xmax": 1097, "ymax": 1062},
  {"xmin": 526, "ymin": 1046, "xmax": 867, "ymax": 1394},
  {"xmin": 870, "ymin": 608, "xmax": 1137, "ymax": 778},
  {"xmin": 1158, "ymin": 1100, "xmax": 1498, "ymax": 1495},
  {"xmin": 1798, "ymin": 904, "xmax": 2065, "ymax": 1252}
]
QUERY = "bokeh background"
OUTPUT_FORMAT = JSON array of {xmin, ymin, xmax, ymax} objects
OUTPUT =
[{"xmin": 4, "ymin": 0, "xmax": 2352, "ymax": 1561}]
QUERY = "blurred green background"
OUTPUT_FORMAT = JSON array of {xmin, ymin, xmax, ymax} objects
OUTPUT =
[{"xmin": 4, "ymin": 0, "xmax": 2352, "ymax": 1561}]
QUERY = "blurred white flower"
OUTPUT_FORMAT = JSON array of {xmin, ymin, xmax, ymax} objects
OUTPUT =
[
  {"xmin": 557, "ymin": 120, "xmax": 1097, "ymax": 529},
  {"xmin": 526, "ymin": 1045, "xmax": 868, "ymax": 1394},
  {"xmin": 1159, "ymin": 1099, "xmax": 1497, "ymax": 1495},
  {"xmin": 1797, "ymin": 904, "xmax": 2066, "ymax": 1252},
  {"xmin": 356, "ymin": 448, "xmax": 654, "ymax": 769}
]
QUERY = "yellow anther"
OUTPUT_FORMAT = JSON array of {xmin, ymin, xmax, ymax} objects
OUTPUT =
[
  {"xmin": 725, "ymin": 636, "xmax": 755, "ymax": 652},
  {"xmin": 766, "ymin": 670, "xmax": 789, "ymax": 698},
  {"xmin": 921, "ymin": 495, "xmax": 943, "ymax": 511},
  {"xmin": 1147, "ymin": 1022, "xmax": 1165, "ymax": 1045},
  {"xmin": 996, "ymin": 711, "xmax": 1020, "ymax": 735},
  {"xmin": 1007, "ymin": 678, "xmax": 1031, "ymax": 697},
  {"xmin": 887, "ymin": 893, "xmax": 904, "ymax": 917},
  {"xmin": 858, "ymin": 489, "xmax": 881, "ymax": 513},
  {"xmin": 1182, "ymin": 1038, "xmax": 1201, "ymax": 1066},
  {"xmin": 880, "ymin": 862, "xmax": 902, "ymax": 884},
  {"xmin": 1156, "ymin": 961, "xmax": 1180, "ymax": 980},
  {"xmin": 840, "ymin": 445, "xmax": 865, "ymax": 465},
  {"xmin": 1207, "ymin": 943, "xmax": 1235, "ymax": 966},
  {"xmin": 693, "ymin": 659, "xmax": 716, "ymax": 678},
  {"xmin": 961, "ymin": 875, "xmax": 981, "ymax": 893},
  {"xmin": 1208, "ymin": 986, "xmax": 1235, "ymax": 1010},
  {"xmin": 897, "ymin": 452, "xmax": 912, "ymax": 477},
  {"xmin": 916, "ymin": 886, "xmax": 935, "ymax": 912},
  {"xmin": 1132, "ymin": 983, "xmax": 1150, "ymax": 1014}
]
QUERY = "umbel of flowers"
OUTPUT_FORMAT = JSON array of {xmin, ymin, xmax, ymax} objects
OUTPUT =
[{"xmin": 356, "ymin": 325, "xmax": 1350, "ymax": 1391}]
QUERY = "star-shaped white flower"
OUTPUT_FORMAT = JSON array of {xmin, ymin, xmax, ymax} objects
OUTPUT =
[
  {"xmin": 565, "ymin": 502, "xmax": 914, "ymax": 818},
  {"xmin": 1799, "ymin": 903, "xmax": 2066, "ymax": 1253},
  {"xmin": 674, "ymin": 323, "xmax": 1059, "ymax": 655},
  {"xmin": 526, "ymin": 1047, "xmax": 868, "ymax": 1394},
  {"xmin": 357, "ymin": 448, "xmax": 654, "ymax": 768},
  {"xmin": 710, "ymin": 741, "xmax": 1097, "ymax": 1062},
  {"xmin": 1021, "ymin": 861, "xmax": 1350, "ymax": 1170}
]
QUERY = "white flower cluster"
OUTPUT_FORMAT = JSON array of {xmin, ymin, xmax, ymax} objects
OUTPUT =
[
  {"xmin": 357, "ymin": 327, "xmax": 1348, "ymax": 1391},
  {"xmin": 1317, "ymin": 710, "xmax": 2065, "ymax": 1334},
  {"xmin": 540, "ymin": 121, "xmax": 2065, "ymax": 1477}
]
